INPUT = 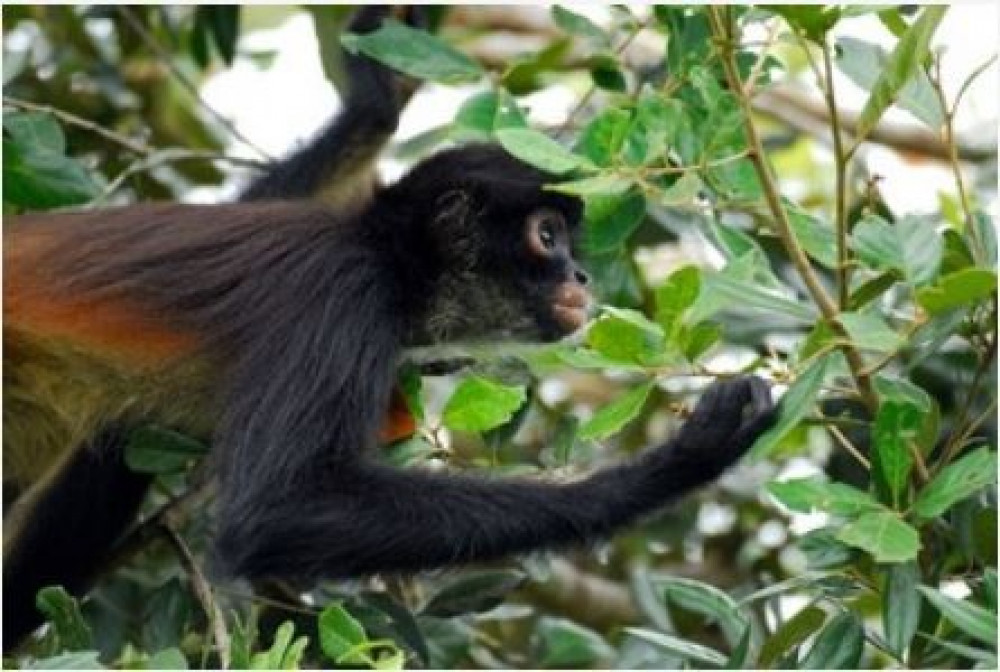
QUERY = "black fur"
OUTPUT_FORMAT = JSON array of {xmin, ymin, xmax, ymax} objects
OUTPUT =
[
  {"xmin": 30, "ymin": 143, "xmax": 776, "ymax": 585},
  {"xmin": 2, "ymin": 428, "xmax": 152, "ymax": 646}
]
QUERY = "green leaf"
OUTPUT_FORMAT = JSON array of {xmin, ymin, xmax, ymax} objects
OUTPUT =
[
  {"xmin": 759, "ymin": 605, "xmax": 827, "ymax": 668},
  {"xmin": 836, "ymin": 36, "xmax": 944, "ymax": 130},
  {"xmin": 884, "ymin": 562, "xmax": 921, "ymax": 659},
  {"xmin": 655, "ymin": 576, "xmax": 747, "ymax": 646},
  {"xmin": 575, "ymin": 108, "xmax": 631, "ymax": 166},
  {"xmin": 580, "ymin": 191, "xmax": 647, "ymax": 254},
  {"xmin": 3, "ymin": 137, "xmax": 99, "ymax": 210},
  {"xmin": 917, "ymin": 586, "xmax": 998, "ymax": 645},
  {"xmin": 972, "ymin": 210, "xmax": 997, "ymax": 266},
  {"xmin": 422, "ymin": 569, "xmax": 525, "ymax": 618},
  {"xmin": 681, "ymin": 322, "xmax": 722, "ymax": 362},
  {"xmin": 912, "ymin": 447, "xmax": 998, "ymax": 521},
  {"xmin": 578, "ymin": 381, "xmax": 655, "ymax": 440},
  {"xmin": 551, "ymin": 6, "xmax": 607, "ymax": 44},
  {"xmin": 836, "ymin": 510, "xmax": 922, "ymax": 563},
  {"xmin": 916, "ymin": 268, "xmax": 998, "ymax": 314},
  {"xmin": 799, "ymin": 529, "xmax": 859, "ymax": 570},
  {"xmin": 768, "ymin": 478, "xmax": 883, "ymax": 517},
  {"xmin": 441, "ymin": 376, "xmax": 527, "ymax": 433},
  {"xmin": 800, "ymin": 611, "xmax": 864, "ymax": 669},
  {"xmin": 767, "ymin": 5, "xmax": 841, "ymax": 42},
  {"xmin": 839, "ymin": 311, "xmax": 904, "ymax": 354},
  {"xmin": 551, "ymin": 173, "xmax": 633, "ymax": 197},
  {"xmin": 124, "ymin": 426, "xmax": 208, "ymax": 475},
  {"xmin": 624, "ymin": 627, "xmax": 727, "ymax": 667},
  {"xmin": 453, "ymin": 90, "xmax": 527, "ymax": 140},
  {"xmin": 655, "ymin": 266, "xmax": 701, "ymax": 332},
  {"xmin": 787, "ymin": 203, "xmax": 838, "ymax": 268},
  {"xmin": 851, "ymin": 214, "xmax": 943, "ymax": 286},
  {"xmin": 699, "ymin": 262, "xmax": 818, "ymax": 323},
  {"xmin": 536, "ymin": 618, "xmax": 615, "ymax": 668},
  {"xmin": 495, "ymin": 128, "xmax": 595, "ymax": 175},
  {"xmin": 586, "ymin": 308, "xmax": 665, "ymax": 365},
  {"xmin": 341, "ymin": 19, "xmax": 483, "ymax": 84},
  {"xmin": 319, "ymin": 604, "xmax": 367, "ymax": 663},
  {"xmin": 26, "ymin": 652, "xmax": 103, "ymax": 670},
  {"xmin": 589, "ymin": 53, "xmax": 628, "ymax": 92},
  {"xmin": 752, "ymin": 354, "xmax": 832, "ymax": 458},
  {"xmin": 872, "ymin": 400, "xmax": 922, "ymax": 508},
  {"xmin": 4, "ymin": 111, "xmax": 66, "ymax": 153},
  {"xmin": 36, "ymin": 586, "xmax": 93, "ymax": 651},
  {"xmin": 252, "ymin": 620, "xmax": 309, "ymax": 670},
  {"xmin": 854, "ymin": 6, "xmax": 948, "ymax": 141},
  {"xmin": 146, "ymin": 648, "xmax": 188, "ymax": 670}
]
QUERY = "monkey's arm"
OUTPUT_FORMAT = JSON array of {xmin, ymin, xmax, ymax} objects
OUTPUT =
[
  {"xmin": 213, "ymin": 268, "xmax": 775, "ymax": 580},
  {"xmin": 238, "ymin": 7, "xmax": 421, "ymax": 205}
]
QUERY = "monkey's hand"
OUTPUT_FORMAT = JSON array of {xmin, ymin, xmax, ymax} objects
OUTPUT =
[{"xmin": 669, "ymin": 375, "xmax": 777, "ymax": 474}]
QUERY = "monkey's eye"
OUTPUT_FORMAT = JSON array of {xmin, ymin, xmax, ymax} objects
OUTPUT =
[{"xmin": 526, "ymin": 209, "xmax": 566, "ymax": 258}]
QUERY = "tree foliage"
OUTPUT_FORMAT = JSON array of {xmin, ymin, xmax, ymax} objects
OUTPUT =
[{"xmin": 4, "ymin": 4, "xmax": 997, "ymax": 670}]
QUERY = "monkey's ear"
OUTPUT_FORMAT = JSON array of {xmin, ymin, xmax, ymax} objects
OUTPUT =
[{"xmin": 431, "ymin": 188, "xmax": 480, "ymax": 263}]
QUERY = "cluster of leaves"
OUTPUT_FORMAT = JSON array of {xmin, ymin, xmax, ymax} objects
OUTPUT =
[{"xmin": 5, "ymin": 4, "xmax": 996, "ymax": 670}]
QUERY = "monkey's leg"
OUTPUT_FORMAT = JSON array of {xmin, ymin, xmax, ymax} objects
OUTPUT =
[
  {"xmin": 217, "ymin": 377, "xmax": 776, "ymax": 580},
  {"xmin": 2, "ymin": 428, "xmax": 152, "ymax": 649}
]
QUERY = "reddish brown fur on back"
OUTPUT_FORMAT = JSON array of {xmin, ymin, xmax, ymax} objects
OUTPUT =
[{"xmin": 5, "ymin": 223, "xmax": 198, "ymax": 367}]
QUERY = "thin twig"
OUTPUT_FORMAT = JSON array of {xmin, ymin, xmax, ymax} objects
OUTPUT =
[
  {"xmin": 3, "ymin": 95, "xmax": 152, "ymax": 155},
  {"xmin": 163, "ymin": 521, "xmax": 231, "ymax": 670},
  {"xmin": 116, "ymin": 6, "xmax": 271, "ymax": 161},
  {"xmin": 928, "ymin": 56, "xmax": 981, "ymax": 260},
  {"xmin": 95, "ymin": 148, "xmax": 265, "ymax": 204},
  {"xmin": 828, "ymin": 425, "xmax": 871, "ymax": 470},
  {"xmin": 820, "ymin": 41, "xmax": 850, "ymax": 309}
]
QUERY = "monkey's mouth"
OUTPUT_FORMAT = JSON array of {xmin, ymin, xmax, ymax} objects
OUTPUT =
[{"xmin": 552, "ymin": 283, "xmax": 591, "ymax": 333}]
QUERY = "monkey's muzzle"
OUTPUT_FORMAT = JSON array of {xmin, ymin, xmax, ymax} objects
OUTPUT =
[{"xmin": 552, "ymin": 283, "xmax": 591, "ymax": 333}]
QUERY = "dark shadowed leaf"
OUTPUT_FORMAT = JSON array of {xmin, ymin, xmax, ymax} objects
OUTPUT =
[
  {"xmin": 536, "ymin": 618, "xmax": 615, "ymax": 668},
  {"xmin": 800, "ymin": 611, "xmax": 864, "ymax": 668},
  {"xmin": 422, "ymin": 570, "xmax": 526, "ymax": 618},
  {"xmin": 125, "ymin": 426, "xmax": 208, "ymax": 475},
  {"xmin": 759, "ymin": 605, "xmax": 826, "ymax": 667},
  {"xmin": 884, "ymin": 561, "xmax": 921, "ymax": 659},
  {"xmin": 341, "ymin": 19, "xmax": 483, "ymax": 84},
  {"xmin": 917, "ymin": 586, "xmax": 998, "ymax": 645}
]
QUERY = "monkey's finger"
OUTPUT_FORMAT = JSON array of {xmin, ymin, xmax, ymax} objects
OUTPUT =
[
  {"xmin": 746, "ymin": 375, "xmax": 774, "ymax": 417},
  {"xmin": 731, "ymin": 405, "xmax": 780, "ymax": 454},
  {"xmin": 402, "ymin": 5, "xmax": 431, "ymax": 30},
  {"xmin": 349, "ymin": 6, "xmax": 392, "ymax": 33}
]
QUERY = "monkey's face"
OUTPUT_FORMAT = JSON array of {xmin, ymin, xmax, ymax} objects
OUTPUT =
[
  {"xmin": 457, "ymin": 198, "xmax": 592, "ymax": 344},
  {"xmin": 518, "ymin": 206, "xmax": 592, "ymax": 339}
]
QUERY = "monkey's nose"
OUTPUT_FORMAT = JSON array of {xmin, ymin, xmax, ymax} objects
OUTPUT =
[{"xmin": 573, "ymin": 268, "xmax": 589, "ymax": 286}]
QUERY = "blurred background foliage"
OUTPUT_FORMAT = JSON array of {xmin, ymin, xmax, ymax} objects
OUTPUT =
[{"xmin": 3, "ymin": 4, "xmax": 997, "ymax": 670}]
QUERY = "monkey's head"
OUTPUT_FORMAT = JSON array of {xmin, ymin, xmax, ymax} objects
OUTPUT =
[{"xmin": 383, "ymin": 144, "xmax": 591, "ymax": 344}]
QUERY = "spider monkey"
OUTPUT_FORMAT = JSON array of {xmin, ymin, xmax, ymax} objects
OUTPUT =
[{"xmin": 2, "ymin": 7, "xmax": 776, "ymax": 649}]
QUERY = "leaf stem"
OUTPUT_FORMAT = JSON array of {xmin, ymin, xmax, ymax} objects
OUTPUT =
[{"xmin": 820, "ymin": 41, "xmax": 851, "ymax": 309}]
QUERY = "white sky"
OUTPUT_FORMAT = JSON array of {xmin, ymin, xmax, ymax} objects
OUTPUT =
[{"xmin": 198, "ymin": 4, "xmax": 999, "ymax": 214}]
